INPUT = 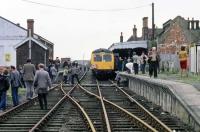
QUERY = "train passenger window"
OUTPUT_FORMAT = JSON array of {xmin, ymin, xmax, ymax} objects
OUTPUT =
[
  {"xmin": 103, "ymin": 54, "xmax": 112, "ymax": 62},
  {"xmin": 94, "ymin": 55, "xmax": 102, "ymax": 62}
]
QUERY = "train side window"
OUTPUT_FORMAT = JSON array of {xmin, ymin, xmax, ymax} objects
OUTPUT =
[
  {"xmin": 103, "ymin": 54, "xmax": 112, "ymax": 62},
  {"xmin": 94, "ymin": 55, "xmax": 102, "ymax": 62}
]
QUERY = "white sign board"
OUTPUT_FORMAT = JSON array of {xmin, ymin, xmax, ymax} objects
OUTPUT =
[
  {"xmin": 190, "ymin": 47, "xmax": 196, "ymax": 73},
  {"xmin": 197, "ymin": 46, "xmax": 200, "ymax": 73}
]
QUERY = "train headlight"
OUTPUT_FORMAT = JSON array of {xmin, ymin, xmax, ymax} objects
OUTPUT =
[{"xmin": 91, "ymin": 64, "xmax": 97, "ymax": 69}]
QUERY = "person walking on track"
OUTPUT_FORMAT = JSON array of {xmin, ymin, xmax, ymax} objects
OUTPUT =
[
  {"xmin": 71, "ymin": 62, "xmax": 80, "ymax": 85},
  {"xmin": 23, "ymin": 59, "xmax": 36, "ymax": 100},
  {"xmin": 10, "ymin": 66, "xmax": 21, "ymax": 107},
  {"xmin": 33, "ymin": 64, "xmax": 51, "ymax": 110}
]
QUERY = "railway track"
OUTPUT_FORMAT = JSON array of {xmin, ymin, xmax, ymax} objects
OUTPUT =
[
  {"xmin": 0, "ymin": 84, "xmax": 64, "ymax": 132},
  {"xmin": 29, "ymin": 71, "xmax": 96, "ymax": 132},
  {"xmin": 0, "ymin": 71, "xmax": 194, "ymax": 131},
  {"xmin": 71, "ymin": 76, "xmax": 194, "ymax": 131},
  {"xmin": 0, "ymin": 71, "xmax": 96, "ymax": 132}
]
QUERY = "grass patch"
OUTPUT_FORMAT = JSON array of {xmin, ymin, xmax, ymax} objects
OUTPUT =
[{"xmin": 7, "ymin": 87, "xmax": 26, "ymax": 106}]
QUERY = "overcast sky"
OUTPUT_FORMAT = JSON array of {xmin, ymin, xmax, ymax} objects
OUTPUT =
[{"xmin": 1, "ymin": 0, "xmax": 200, "ymax": 60}]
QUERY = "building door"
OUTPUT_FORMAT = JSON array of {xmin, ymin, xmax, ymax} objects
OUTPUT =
[{"xmin": 0, "ymin": 46, "xmax": 4, "ymax": 66}]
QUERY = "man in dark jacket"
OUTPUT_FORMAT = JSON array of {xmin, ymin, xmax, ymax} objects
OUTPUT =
[
  {"xmin": 23, "ymin": 59, "xmax": 36, "ymax": 100},
  {"xmin": 0, "ymin": 66, "xmax": 10, "ymax": 111},
  {"xmin": 10, "ymin": 66, "xmax": 21, "ymax": 106},
  {"xmin": 33, "ymin": 64, "xmax": 51, "ymax": 110}
]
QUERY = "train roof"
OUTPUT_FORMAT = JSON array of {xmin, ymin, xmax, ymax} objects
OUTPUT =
[{"xmin": 92, "ymin": 48, "xmax": 112, "ymax": 53}]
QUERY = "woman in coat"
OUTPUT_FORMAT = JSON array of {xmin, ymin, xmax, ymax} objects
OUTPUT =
[{"xmin": 33, "ymin": 64, "xmax": 51, "ymax": 110}]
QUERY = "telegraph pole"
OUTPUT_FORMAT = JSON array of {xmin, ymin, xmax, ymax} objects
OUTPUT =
[{"xmin": 152, "ymin": 2, "xmax": 155, "ymax": 40}]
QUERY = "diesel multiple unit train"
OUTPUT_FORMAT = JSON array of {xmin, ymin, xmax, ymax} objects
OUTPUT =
[{"xmin": 90, "ymin": 48, "xmax": 115, "ymax": 78}]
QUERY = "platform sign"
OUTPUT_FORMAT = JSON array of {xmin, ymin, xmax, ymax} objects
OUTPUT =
[
  {"xmin": 5, "ymin": 53, "xmax": 11, "ymax": 62},
  {"xmin": 190, "ymin": 47, "xmax": 196, "ymax": 73}
]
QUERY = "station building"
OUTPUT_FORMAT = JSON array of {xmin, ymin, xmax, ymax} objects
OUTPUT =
[
  {"xmin": 108, "ymin": 17, "xmax": 162, "ymax": 58},
  {"xmin": 0, "ymin": 16, "xmax": 54, "ymax": 67}
]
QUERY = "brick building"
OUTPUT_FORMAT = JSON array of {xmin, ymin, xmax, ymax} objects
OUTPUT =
[
  {"xmin": 156, "ymin": 16, "xmax": 200, "ymax": 70},
  {"xmin": 157, "ymin": 16, "xmax": 200, "ymax": 54}
]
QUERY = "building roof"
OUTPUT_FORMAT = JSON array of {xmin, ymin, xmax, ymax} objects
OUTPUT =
[
  {"xmin": 127, "ymin": 28, "xmax": 163, "ymax": 42},
  {"xmin": 108, "ymin": 41, "xmax": 147, "ymax": 51},
  {"xmin": 0, "ymin": 16, "xmax": 54, "ymax": 46},
  {"xmin": 92, "ymin": 48, "xmax": 112, "ymax": 53},
  {"xmin": 14, "ymin": 37, "xmax": 48, "ymax": 50},
  {"xmin": 157, "ymin": 16, "xmax": 200, "ymax": 44}
]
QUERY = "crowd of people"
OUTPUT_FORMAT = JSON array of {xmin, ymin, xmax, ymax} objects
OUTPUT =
[
  {"xmin": 0, "ymin": 57, "xmax": 83, "ymax": 112},
  {"xmin": 115, "ymin": 46, "xmax": 188, "ymax": 85},
  {"xmin": 115, "ymin": 47, "xmax": 160, "ymax": 78}
]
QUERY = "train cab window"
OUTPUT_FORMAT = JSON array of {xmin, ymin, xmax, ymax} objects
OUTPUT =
[
  {"xmin": 103, "ymin": 54, "xmax": 112, "ymax": 62},
  {"xmin": 94, "ymin": 54, "xmax": 102, "ymax": 62}
]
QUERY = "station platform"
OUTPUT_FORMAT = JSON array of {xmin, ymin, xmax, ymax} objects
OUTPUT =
[{"xmin": 118, "ymin": 72, "xmax": 200, "ymax": 131}]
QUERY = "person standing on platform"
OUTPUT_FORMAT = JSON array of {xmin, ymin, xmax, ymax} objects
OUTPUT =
[
  {"xmin": 0, "ymin": 67, "xmax": 10, "ymax": 111},
  {"xmin": 23, "ymin": 59, "xmax": 36, "ymax": 100},
  {"xmin": 148, "ymin": 47, "xmax": 158, "ymax": 78},
  {"xmin": 132, "ymin": 52, "xmax": 139, "ymax": 75},
  {"xmin": 71, "ymin": 62, "xmax": 80, "ymax": 85},
  {"xmin": 179, "ymin": 46, "xmax": 188, "ymax": 77},
  {"xmin": 122, "ymin": 57, "xmax": 128, "ymax": 71},
  {"xmin": 33, "ymin": 64, "xmax": 51, "ymax": 110},
  {"xmin": 140, "ymin": 52, "xmax": 148, "ymax": 74},
  {"xmin": 10, "ymin": 66, "xmax": 21, "ymax": 107},
  {"xmin": 118, "ymin": 57, "xmax": 123, "ymax": 71}
]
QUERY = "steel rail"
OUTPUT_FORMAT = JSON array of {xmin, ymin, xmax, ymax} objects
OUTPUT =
[
  {"xmin": 29, "ymin": 92, "xmax": 67, "ymax": 132},
  {"xmin": 0, "ymin": 83, "xmax": 61, "ymax": 121},
  {"xmin": 111, "ymin": 80, "xmax": 172, "ymax": 132},
  {"xmin": 30, "ymin": 71, "xmax": 96, "ymax": 132},
  {"xmin": 96, "ymin": 80, "xmax": 112, "ymax": 132},
  {"xmin": 65, "ymin": 94, "xmax": 97, "ymax": 132},
  {"xmin": 77, "ymin": 84, "xmax": 158, "ymax": 132}
]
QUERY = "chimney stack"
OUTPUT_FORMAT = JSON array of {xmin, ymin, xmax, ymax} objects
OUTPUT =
[
  {"xmin": 143, "ymin": 17, "xmax": 148, "ymax": 28},
  {"xmin": 120, "ymin": 32, "xmax": 123, "ymax": 43},
  {"xmin": 133, "ymin": 25, "xmax": 137, "ymax": 40},
  {"xmin": 27, "ymin": 19, "xmax": 34, "ymax": 37},
  {"xmin": 187, "ymin": 18, "xmax": 190, "ymax": 29},
  {"xmin": 142, "ymin": 17, "xmax": 149, "ymax": 40},
  {"xmin": 191, "ymin": 18, "xmax": 194, "ymax": 30}
]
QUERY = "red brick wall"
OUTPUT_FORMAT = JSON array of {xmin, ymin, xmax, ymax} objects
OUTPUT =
[{"xmin": 160, "ymin": 23, "xmax": 189, "ymax": 54}]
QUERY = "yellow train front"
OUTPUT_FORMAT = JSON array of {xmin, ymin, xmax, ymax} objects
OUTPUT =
[{"xmin": 90, "ymin": 48, "xmax": 115, "ymax": 79}]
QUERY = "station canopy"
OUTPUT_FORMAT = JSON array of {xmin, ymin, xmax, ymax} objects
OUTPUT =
[{"xmin": 108, "ymin": 40, "xmax": 147, "ymax": 51}]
